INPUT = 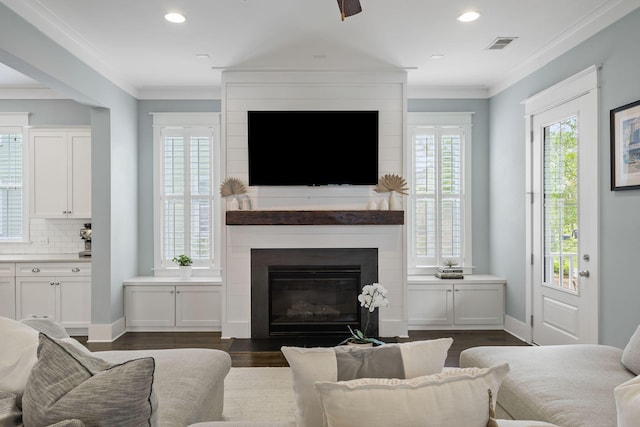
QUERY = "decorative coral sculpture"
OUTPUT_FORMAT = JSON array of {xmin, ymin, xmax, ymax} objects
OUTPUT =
[
  {"xmin": 443, "ymin": 258, "xmax": 459, "ymax": 267},
  {"xmin": 374, "ymin": 174, "xmax": 409, "ymax": 195},
  {"xmin": 219, "ymin": 177, "xmax": 247, "ymax": 197}
]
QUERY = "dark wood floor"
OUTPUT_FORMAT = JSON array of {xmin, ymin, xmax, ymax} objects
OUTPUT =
[{"xmin": 76, "ymin": 329, "xmax": 528, "ymax": 367}]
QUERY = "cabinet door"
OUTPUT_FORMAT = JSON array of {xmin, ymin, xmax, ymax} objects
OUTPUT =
[
  {"xmin": 175, "ymin": 285, "xmax": 221, "ymax": 328},
  {"xmin": 0, "ymin": 277, "xmax": 16, "ymax": 319},
  {"xmin": 125, "ymin": 286, "xmax": 176, "ymax": 327},
  {"xmin": 69, "ymin": 132, "xmax": 91, "ymax": 218},
  {"xmin": 16, "ymin": 277, "xmax": 57, "ymax": 320},
  {"xmin": 408, "ymin": 284, "xmax": 454, "ymax": 326},
  {"xmin": 453, "ymin": 284, "xmax": 505, "ymax": 325},
  {"xmin": 58, "ymin": 276, "xmax": 91, "ymax": 328},
  {"xmin": 30, "ymin": 132, "xmax": 68, "ymax": 218}
]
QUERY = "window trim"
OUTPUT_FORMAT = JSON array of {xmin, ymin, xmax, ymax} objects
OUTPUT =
[
  {"xmin": 0, "ymin": 113, "xmax": 29, "ymax": 243},
  {"xmin": 407, "ymin": 112, "xmax": 473, "ymax": 275},
  {"xmin": 152, "ymin": 112, "xmax": 221, "ymax": 276}
]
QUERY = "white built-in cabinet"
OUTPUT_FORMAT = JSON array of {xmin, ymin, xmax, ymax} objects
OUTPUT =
[
  {"xmin": 0, "ymin": 263, "xmax": 16, "ymax": 319},
  {"xmin": 15, "ymin": 262, "xmax": 91, "ymax": 333},
  {"xmin": 29, "ymin": 128, "xmax": 91, "ymax": 218},
  {"xmin": 124, "ymin": 278, "xmax": 221, "ymax": 331},
  {"xmin": 408, "ymin": 275, "xmax": 505, "ymax": 329}
]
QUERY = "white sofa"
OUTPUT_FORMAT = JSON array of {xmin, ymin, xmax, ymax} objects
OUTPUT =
[
  {"xmin": 460, "ymin": 343, "xmax": 637, "ymax": 427},
  {"xmin": 1, "ymin": 316, "xmax": 232, "ymax": 427}
]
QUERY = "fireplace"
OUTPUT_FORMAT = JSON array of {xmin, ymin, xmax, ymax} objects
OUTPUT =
[{"xmin": 251, "ymin": 248, "xmax": 378, "ymax": 338}]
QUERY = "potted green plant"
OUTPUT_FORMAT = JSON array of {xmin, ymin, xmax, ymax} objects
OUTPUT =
[{"xmin": 172, "ymin": 254, "xmax": 193, "ymax": 279}]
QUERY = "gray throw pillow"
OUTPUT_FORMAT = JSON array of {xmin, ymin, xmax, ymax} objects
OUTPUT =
[
  {"xmin": 335, "ymin": 345, "xmax": 405, "ymax": 380},
  {"xmin": 22, "ymin": 334, "xmax": 158, "ymax": 427},
  {"xmin": 20, "ymin": 315, "xmax": 69, "ymax": 339},
  {"xmin": 622, "ymin": 324, "xmax": 640, "ymax": 375},
  {"xmin": 0, "ymin": 391, "xmax": 21, "ymax": 427}
]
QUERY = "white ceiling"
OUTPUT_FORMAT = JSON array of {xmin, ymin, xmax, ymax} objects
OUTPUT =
[{"xmin": 2, "ymin": 0, "xmax": 640, "ymax": 99}]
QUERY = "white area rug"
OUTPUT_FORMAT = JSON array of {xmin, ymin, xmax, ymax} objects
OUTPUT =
[{"xmin": 222, "ymin": 367, "xmax": 296, "ymax": 422}]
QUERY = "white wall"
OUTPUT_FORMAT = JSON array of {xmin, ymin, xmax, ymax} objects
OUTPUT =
[{"xmin": 220, "ymin": 70, "xmax": 409, "ymax": 338}]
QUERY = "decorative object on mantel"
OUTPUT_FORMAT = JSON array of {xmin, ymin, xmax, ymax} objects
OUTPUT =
[
  {"xmin": 241, "ymin": 195, "xmax": 252, "ymax": 211},
  {"xmin": 366, "ymin": 200, "xmax": 377, "ymax": 210},
  {"xmin": 379, "ymin": 198, "xmax": 389, "ymax": 210},
  {"xmin": 339, "ymin": 283, "xmax": 388, "ymax": 346},
  {"xmin": 436, "ymin": 258, "xmax": 464, "ymax": 279},
  {"xmin": 172, "ymin": 254, "xmax": 193, "ymax": 279},
  {"xmin": 220, "ymin": 177, "xmax": 247, "ymax": 211},
  {"xmin": 374, "ymin": 174, "xmax": 409, "ymax": 210}
]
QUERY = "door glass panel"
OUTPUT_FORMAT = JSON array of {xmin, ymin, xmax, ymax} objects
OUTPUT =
[{"xmin": 543, "ymin": 116, "xmax": 578, "ymax": 291}]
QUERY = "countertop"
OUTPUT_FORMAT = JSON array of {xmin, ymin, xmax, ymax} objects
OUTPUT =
[
  {"xmin": 0, "ymin": 254, "xmax": 92, "ymax": 263},
  {"xmin": 123, "ymin": 276, "xmax": 222, "ymax": 285}
]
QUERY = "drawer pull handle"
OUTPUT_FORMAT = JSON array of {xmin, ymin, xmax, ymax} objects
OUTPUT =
[
  {"xmin": 32, "ymin": 268, "xmax": 40, "ymax": 273},
  {"xmin": 50, "ymin": 282, "xmax": 55, "ymax": 286},
  {"xmin": 72, "ymin": 268, "xmax": 81, "ymax": 273}
]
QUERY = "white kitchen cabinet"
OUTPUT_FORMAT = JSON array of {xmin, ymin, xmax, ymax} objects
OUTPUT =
[
  {"xmin": 30, "ymin": 128, "xmax": 91, "ymax": 218},
  {"xmin": 0, "ymin": 263, "xmax": 16, "ymax": 319},
  {"xmin": 124, "ymin": 279, "xmax": 221, "ymax": 331},
  {"xmin": 408, "ymin": 275, "xmax": 505, "ymax": 330},
  {"xmin": 15, "ymin": 262, "xmax": 91, "ymax": 333}
]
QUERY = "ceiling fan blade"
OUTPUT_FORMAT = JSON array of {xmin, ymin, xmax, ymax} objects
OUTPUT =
[{"xmin": 337, "ymin": 0, "xmax": 362, "ymax": 20}]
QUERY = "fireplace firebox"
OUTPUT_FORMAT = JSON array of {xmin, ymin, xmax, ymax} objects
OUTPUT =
[
  {"xmin": 251, "ymin": 248, "xmax": 378, "ymax": 339},
  {"xmin": 269, "ymin": 266, "xmax": 360, "ymax": 335}
]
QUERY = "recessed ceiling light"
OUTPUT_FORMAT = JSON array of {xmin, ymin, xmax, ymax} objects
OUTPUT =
[
  {"xmin": 457, "ymin": 11, "xmax": 480, "ymax": 22},
  {"xmin": 195, "ymin": 53, "xmax": 210, "ymax": 59},
  {"xmin": 165, "ymin": 12, "xmax": 186, "ymax": 23},
  {"xmin": 430, "ymin": 54, "xmax": 445, "ymax": 60}
]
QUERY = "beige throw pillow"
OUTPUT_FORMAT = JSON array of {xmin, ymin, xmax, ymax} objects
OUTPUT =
[
  {"xmin": 0, "ymin": 316, "xmax": 39, "ymax": 407},
  {"xmin": 622, "ymin": 324, "xmax": 640, "ymax": 375},
  {"xmin": 314, "ymin": 364, "xmax": 510, "ymax": 427},
  {"xmin": 281, "ymin": 338, "xmax": 453, "ymax": 427},
  {"xmin": 614, "ymin": 374, "xmax": 640, "ymax": 427}
]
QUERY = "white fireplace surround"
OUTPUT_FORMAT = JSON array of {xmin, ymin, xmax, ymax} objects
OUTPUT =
[
  {"xmin": 222, "ymin": 224, "xmax": 407, "ymax": 338},
  {"xmin": 220, "ymin": 70, "xmax": 408, "ymax": 339}
]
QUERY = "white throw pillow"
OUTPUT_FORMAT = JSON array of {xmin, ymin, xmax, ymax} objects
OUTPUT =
[
  {"xmin": 0, "ymin": 316, "xmax": 39, "ymax": 406},
  {"xmin": 314, "ymin": 363, "xmax": 510, "ymax": 427},
  {"xmin": 622, "ymin": 324, "xmax": 640, "ymax": 374},
  {"xmin": 281, "ymin": 338, "xmax": 453, "ymax": 427},
  {"xmin": 614, "ymin": 374, "xmax": 640, "ymax": 427}
]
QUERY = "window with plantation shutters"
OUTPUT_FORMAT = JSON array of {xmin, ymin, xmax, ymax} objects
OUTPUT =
[
  {"xmin": 408, "ymin": 113, "xmax": 472, "ymax": 273},
  {"xmin": 0, "ymin": 113, "xmax": 28, "ymax": 243},
  {"xmin": 153, "ymin": 113, "xmax": 220, "ymax": 272},
  {"xmin": 0, "ymin": 129, "xmax": 24, "ymax": 241}
]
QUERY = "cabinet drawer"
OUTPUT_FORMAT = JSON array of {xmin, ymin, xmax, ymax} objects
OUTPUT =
[
  {"xmin": 0, "ymin": 263, "xmax": 16, "ymax": 276},
  {"xmin": 16, "ymin": 262, "xmax": 91, "ymax": 277}
]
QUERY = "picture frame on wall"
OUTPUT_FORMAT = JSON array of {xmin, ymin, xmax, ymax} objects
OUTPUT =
[{"xmin": 610, "ymin": 99, "xmax": 640, "ymax": 190}]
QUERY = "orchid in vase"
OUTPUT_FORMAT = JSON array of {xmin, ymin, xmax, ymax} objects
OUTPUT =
[{"xmin": 340, "ymin": 283, "xmax": 389, "ymax": 346}]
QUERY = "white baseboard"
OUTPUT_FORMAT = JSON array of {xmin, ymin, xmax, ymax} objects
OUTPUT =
[
  {"xmin": 504, "ymin": 315, "xmax": 531, "ymax": 344},
  {"xmin": 380, "ymin": 319, "xmax": 408, "ymax": 338},
  {"xmin": 87, "ymin": 317, "xmax": 126, "ymax": 342},
  {"xmin": 222, "ymin": 320, "xmax": 250, "ymax": 339}
]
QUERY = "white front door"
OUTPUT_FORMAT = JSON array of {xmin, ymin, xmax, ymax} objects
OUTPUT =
[{"xmin": 527, "ymin": 67, "xmax": 599, "ymax": 345}]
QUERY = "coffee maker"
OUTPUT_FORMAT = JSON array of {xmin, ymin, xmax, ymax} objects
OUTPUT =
[{"xmin": 79, "ymin": 223, "xmax": 91, "ymax": 257}]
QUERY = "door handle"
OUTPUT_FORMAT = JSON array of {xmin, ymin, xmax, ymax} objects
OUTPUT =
[{"xmin": 578, "ymin": 270, "xmax": 590, "ymax": 278}]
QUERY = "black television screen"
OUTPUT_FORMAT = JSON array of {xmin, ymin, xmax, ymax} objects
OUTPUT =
[{"xmin": 247, "ymin": 110, "xmax": 378, "ymax": 186}]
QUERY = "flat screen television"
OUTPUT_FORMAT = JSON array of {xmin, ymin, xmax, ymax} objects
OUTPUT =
[{"xmin": 247, "ymin": 110, "xmax": 378, "ymax": 186}]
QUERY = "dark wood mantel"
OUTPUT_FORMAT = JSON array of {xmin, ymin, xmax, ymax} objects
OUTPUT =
[{"xmin": 226, "ymin": 210, "xmax": 404, "ymax": 226}]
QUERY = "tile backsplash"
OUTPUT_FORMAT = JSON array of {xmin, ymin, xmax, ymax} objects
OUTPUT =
[{"xmin": 0, "ymin": 218, "xmax": 89, "ymax": 254}]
